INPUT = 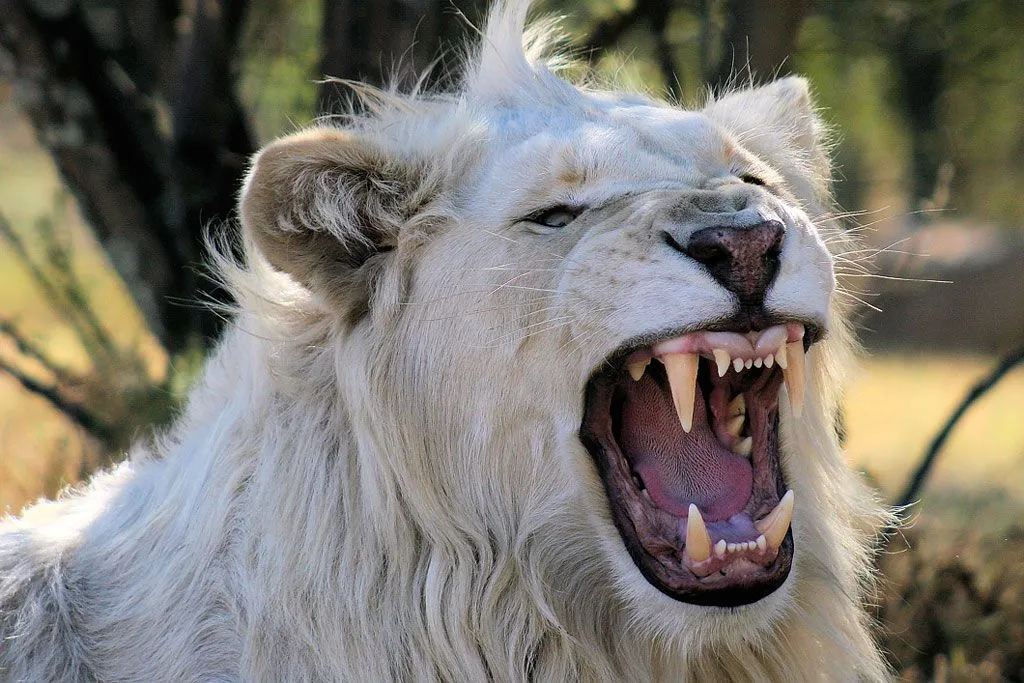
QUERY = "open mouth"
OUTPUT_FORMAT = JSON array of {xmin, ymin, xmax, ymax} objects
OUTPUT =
[{"xmin": 580, "ymin": 322, "xmax": 815, "ymax": 607}]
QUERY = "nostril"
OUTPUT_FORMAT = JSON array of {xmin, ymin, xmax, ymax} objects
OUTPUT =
[
  {"xmin": 686, "ymin": 239, "xmax": 731, "ymax": 267},
  {"xmin": 685, "ymin": 228, "xmax": 733, "ymax": 266}
]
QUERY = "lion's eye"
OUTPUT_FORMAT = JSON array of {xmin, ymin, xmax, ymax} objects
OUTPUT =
[
  {"xmin": 739, "ymin": 173, "xmax": 766, "ymax": 187},
  {"xmin": 526, "ymin": 206, "xmax": 581, "ymax": 229}
]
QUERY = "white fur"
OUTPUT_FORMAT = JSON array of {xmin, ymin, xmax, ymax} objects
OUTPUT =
[{"xmin": 1, "ymin": 3, "xmax": 892, "ymax": 680}]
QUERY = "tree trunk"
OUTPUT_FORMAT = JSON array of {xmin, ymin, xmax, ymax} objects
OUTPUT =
[
  {"xmin": 169, "ymin": 0, "xmax": 256, "ymax": 345},
  {"xmin": 0, "ymin": 0, "xmax": 255, "ymax": 353},
  {"xmin": 317, "ymin": 0, "xmax": 484, "ymax": 113},
  {"xmin": 707, "ymin": 0, "xmax": 813, "ymax": 91}
]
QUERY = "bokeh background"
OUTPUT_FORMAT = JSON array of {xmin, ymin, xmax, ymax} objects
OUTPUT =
[{"xmin": 1, "ymin": 0, "xmax": 1022, "ymax": 678}]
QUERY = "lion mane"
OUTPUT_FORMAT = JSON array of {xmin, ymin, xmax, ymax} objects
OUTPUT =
[{"xmin": 1, "ymin": 2, "xmax": 892, "ymax": 680}]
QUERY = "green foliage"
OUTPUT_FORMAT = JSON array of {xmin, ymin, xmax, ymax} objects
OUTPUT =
[{"xmin": 239, "ymin": 0, "xmax": 323, "ymax": 142}]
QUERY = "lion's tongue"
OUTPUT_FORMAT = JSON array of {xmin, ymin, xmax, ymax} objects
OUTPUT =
[{"xmin": 619, "ymin": 373, "xmax": 752, "ymax": 521}]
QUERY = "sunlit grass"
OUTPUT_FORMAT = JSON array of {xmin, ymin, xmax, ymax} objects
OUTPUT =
[
  {"xmin": 0, "ymin": 98, "xmax": 168, "ymax": 512},
  {"xmin": 844, "ymin": 354, "xmax": 1024, "ymax": 524}
]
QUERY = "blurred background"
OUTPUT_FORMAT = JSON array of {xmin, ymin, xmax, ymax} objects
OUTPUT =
[{"xmin": 1, "ymin": 0, "xmax": 1022, "ymax": 678}]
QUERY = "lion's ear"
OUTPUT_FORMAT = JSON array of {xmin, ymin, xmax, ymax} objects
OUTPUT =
[
  {"xmin": 240, "ymin": 127, "xmax": 427, "ymax": 313},
  {"xmin": 705, "ymin": 76, "xmax": 831, "ymax": 201}
]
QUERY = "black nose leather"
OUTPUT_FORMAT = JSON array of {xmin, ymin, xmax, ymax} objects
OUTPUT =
[{"xmin": 683, "ymin": 220, "xmax": 785, "ymax": 304}]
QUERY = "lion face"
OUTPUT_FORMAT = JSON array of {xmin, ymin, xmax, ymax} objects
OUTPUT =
[{"xmin": 242, "ymin": 48, "xmax": 839, "ymax": 629}]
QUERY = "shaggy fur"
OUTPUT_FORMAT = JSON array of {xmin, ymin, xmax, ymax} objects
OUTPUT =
[{"xmin": 1, "ymin": 3, "xmax": 892, "ymax": 680}]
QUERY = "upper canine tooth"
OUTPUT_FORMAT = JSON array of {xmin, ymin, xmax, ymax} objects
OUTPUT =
[
  {"xmin": 627, "ymin": 359, "xmax": 649, "ymax": 381},
  {"xmin": 712, "ymin": 348, "xmax": 731, "ymax": 378},
  {"xmin": 733, "ymin": 436, "xmax": 752, "ymax": 457},
  {"xmin": 662, "ymin": 353, "xmax": 699, "ymax": 433},
  {"xmin": 727, "ymin": 394, "xmax": 746, "ymax": 417},
  {"xmin": 685, "ymin": 504, "xmax": 712, "ymax": 562},
  {"xmin": 755, "ymin": 490, "xmax": 794, "ymax": 550},
  {"xmin": 782, "ymin": 341, "xmax": 806, "ymax": 418}
]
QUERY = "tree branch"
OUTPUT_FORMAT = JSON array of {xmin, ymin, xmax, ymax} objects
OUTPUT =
[
  {"xmin": 896, "ymin": 343, "xmax": 1024, "ymax": 509},
  {"xmin": 0, "ymin": 358, "xmax": 114, "ymax": 443},
  {"xmin": 0, "ymin": 320, "xmax": 80, "ymax": 383},
  {"xmin": 0, "ymin": 211, "xmax": 117, "ymax": 359}
]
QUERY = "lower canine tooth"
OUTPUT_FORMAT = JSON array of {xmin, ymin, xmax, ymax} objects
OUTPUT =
[
  {"xmin": 755, "ymin": 490, "xmax": 794, "ymax": 550},
  {"xmin": 733, "ymin": 436, "xmax": 753, "ymax": 457},
  {"xmin": 782, "ymin": 341, "xmax": 806, "ymax": 418},
  {"xmin": 627, "ymin": 359, "xmax": 649, "ymax": 381},
  {"xmin": 685, "ymin": 504, "xmax": 712, "ymax": 562},
  {"xmin": 726, "ymin": 415, "xmax": 745, "ymax": 438},
  {"xmin": 727, "ymin": 394, "xmax": 745, "ymax": 417},
  {"xmin": 663, "ymin": 353, "xmax": 699, "ymax": 433}
]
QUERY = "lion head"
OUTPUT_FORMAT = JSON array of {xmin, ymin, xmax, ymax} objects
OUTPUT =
[{"xmin": 234, "ymin": 2, "xmax": 888, "ymax": 676}]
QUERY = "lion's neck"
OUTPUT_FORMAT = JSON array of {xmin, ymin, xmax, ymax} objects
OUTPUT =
[{"xmin": 55, "ymin": 319, "xmax": 882, "ymax": 680}]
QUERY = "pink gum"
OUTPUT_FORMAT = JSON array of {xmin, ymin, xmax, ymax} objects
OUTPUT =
[{"xmin": 648, "ymin": 323, "xmax": 804, "ymax": 361}]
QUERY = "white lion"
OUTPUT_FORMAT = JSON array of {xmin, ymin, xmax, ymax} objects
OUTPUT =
[{"xmin": 0, "ymin": 2, "xmax": 892, "ymax": 680}]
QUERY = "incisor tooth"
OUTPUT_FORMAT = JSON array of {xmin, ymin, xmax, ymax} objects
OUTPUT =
[
  {"xmin": 744, "ymin": 358, "xmax": 753, "ymax": 370},
  {"xmin": 714, "ymin": 539, "xmax": 727, "ymax": 557},
  {"xmin": 662, "ymin": 353, "xmax": 699, "ymax": 433},
  {"xmin": 685, "ymin": 504, "xmax": 712, "ymax": 562},
  {"xmin": 727, "ymin": 394, "xmax": 746, "ymax": 417},
  {"xmin": 764, "ymin": 354, "xmax": 775, "ymax": 369},
  {"xmin": 755, "ymin": 490, "xmax": 794, "ymax": 550},
  {"xmin": 782, "ymin": 341, "xmax": 806, "ymax": 418},
  {"xmin": 726, "ymin": 415, "xmax": 745, "ymax": 438},
  {"xmin": 753, "ymin": 357, "xmax": 763, "ymax": 368},
  {"xmin": 756, "ymin": 534, "xmax": 767, "ymax": 552},
  {"xmin": 732, "ymin": 357, "xmax": 744, "ymax": 373},
  {"xmin": 713, "ymin": 348, "xmax": 731, "ymax": 378},
  {"xmin": 627, "ymin": 359, "xmax": 649, "ymax": 381},
  {"xmin": 733, "ymin": 436, "xmax": 752, "ymax": 457}
]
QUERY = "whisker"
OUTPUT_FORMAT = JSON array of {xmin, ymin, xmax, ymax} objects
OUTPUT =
[{"xmin": 838, "ymin": 273, "xmax": 952, "ymax": 284}]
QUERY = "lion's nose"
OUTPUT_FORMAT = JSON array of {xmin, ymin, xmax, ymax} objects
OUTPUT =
[{"xmin": 682, "ymin": 221, "xmax": 786, "ymax": 304}]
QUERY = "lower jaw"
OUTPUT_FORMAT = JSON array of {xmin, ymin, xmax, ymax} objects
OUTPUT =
[{"xmin": 627, "ymin": 532, "xmax": 794, "ymax": 607}]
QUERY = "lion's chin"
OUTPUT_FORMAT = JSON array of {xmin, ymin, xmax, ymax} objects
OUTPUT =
[{"xmin": 579, "ymin": 321, "xmax": 817, "ymax": 607}]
